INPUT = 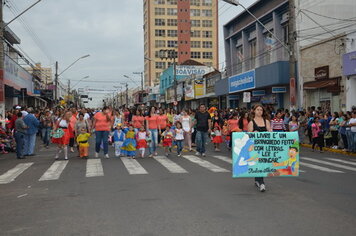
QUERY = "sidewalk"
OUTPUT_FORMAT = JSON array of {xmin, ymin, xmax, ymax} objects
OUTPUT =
[{"xmin": 300, "ymin": 143, "xmax": 356, "ymax": 157}]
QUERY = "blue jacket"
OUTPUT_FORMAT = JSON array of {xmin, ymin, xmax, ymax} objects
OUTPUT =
[{"xmin": 23, "ymin": 114, "xmax": 40, "ymax": 135}]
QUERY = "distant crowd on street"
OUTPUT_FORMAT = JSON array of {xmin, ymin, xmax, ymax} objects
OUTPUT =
[{"xmin": 1, "ymin": 103, "xmax": 356, "ymax": 161}]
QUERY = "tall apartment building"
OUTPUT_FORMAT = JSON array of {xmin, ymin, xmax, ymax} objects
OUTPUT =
[
  {"xmin": 27, "ymin": 63, "xmax": 53, "ymax": 87},
  {"xmin": 143, "ymin": 0, "xmax": 219, "ymax": 87}
]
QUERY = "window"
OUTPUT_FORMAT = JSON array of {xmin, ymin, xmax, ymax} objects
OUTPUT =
[
  {"xmin": 191, "ymin": 20, "xmax": 201, "ymax": 27},
  {"xmin": 156, "ymin": 72, "xmax": 162, "ymax": 80},
  {"xmin": 191, "ymin": 30, "xmax": 201, "ymax": 37},
  {"xmin": 167, "ymin": 0, "xmax": 177, "ymax": 4},
  {"xmin": 167, "ymin": 30, "xmax": 178, "ymax": 37},
  {"xmin": 283, "ymin": 24, "xmax": 289, "ymax": 44},
  {"xmin": 167, "ymin": 19, "xmax": 177, "ymax": 26},
  {"xmin": 202, "ymin": 0, "xmax": 212, "ymax": 6},
  {"xmin": 155, "ymin": 8, "xmax": 165, "ymax": 15},
  {"xmin": 202, "ymin": 31, "xmax": 212, "ymax": 38},
  {"xmin": 190, "ymin": 9, "xmax": 200, "ymax": 17},
  {"xmin": 250, "ymin": 39, "xmax": 256, "ymax": 68},
  {"xmin": 167, "ymin": 8, "xmax": 177, "ymax": 15},
  {"xmin": 155, "ymin": 62, "xmax": 166, "ymax": 69},
  {"xmin": 167, "ymin": 40, "xmax": 177, "ymax": 48},
  {"xmin": 202, "ymin": 52, "xmax": 213, "ymax": 59},
  {"xmin": 155, "ymin": 40, "xmax": 165, "ymax": 48},
  {"xmin": 191, "ymin": 52, "xmax": 201, "ymax": 59},
  {"xmin": 155, "ymin": 51, "xmax": 166, "ymax": 58},
  {"xmin": 202, "ymin": 20, "xmax": 212, "ymax": 27},
  {"xmin": 202, "ymin": 9, "xmax": 212, "ymax": 17},
  {"xmin": 191, "ymin": 41, "xmax": 201, "ymax": 48},
  {"xmin": 236, "ymin": 46, "xmax": 243, "ymax": 62},
  {"xmin": 155, "ymin": 19, "xmax": 165, "ymax": 26},
  {"xmin": 190, "ymin": 0, "xmax": 200, "ymax": 6},
  {"xmin": 155, "ymin": 29, "xmax": 165, "ymax": 37},
  {"xmin": 155, "ymin": 0, "xmax": 165, "ymax": 4},
  {"xmin": 202, "ymin": 41, "xmax": 212, "ymax": 48}
]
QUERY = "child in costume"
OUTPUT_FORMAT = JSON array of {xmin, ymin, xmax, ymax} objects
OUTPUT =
[
  {"xmin": 174, "ymin": 121, "xmax": 184, "ymax": 157},
  {"xmin": 121, "ymin": 125, "xmax": 137, "ymax": 158},
  {"xmin": 212, "ymin": 125, "xmax": 223, "ymax": 151},
  {"xmin": 112, "ymin": 124, "xmax": 125, "ymax": 157},
  {"xmin": 222, "ymin": 121, "xmax": 230, "ymax": 149},
  {"xmin": 161, "ymin": 125, "xmax": 174, "ymax": 156},
  {"xmin": 136, "ymin": 126, "xmax": 148, "ymax": 158},
  {"xmin": 76, "ymin": 128, "xmax": 91, "ymax": 159}
]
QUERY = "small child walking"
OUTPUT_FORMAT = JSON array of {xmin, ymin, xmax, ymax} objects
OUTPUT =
[
  {"xmin": 113, "ymin": 124, "xmax": 125, "ymax": 157},
  {"xmin": 136, "ymin": 126, "xmax": 148, "ymax": 158},
  {"xmin": 121, "ymin": 125, "xmax": 137, "ymax": 158},
  {"xmin": 161, "ymin": 125, "xmax": 173, "ymax": 157},
  {"xmin": 76, "ymin": 128, "xmax": 91, "ymax": 159},
  {"xmin": 212, "ymin": 125, "xmax": 223, "ymax": 152},
  {"xmin": 174, "ymin": 121, "xmax": 184, "ymax": 157}
]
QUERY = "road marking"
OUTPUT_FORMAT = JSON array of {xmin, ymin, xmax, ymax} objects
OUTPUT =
[
  {"xmin": 183, "ymin": 155, "xmax": 230, "ymax": 173},
  {"xmin": 121, "ymin": 157, "xmax": 148, "ymax": 175},
  {"xmin": 212, "ymin": 155, "xmax": 232, "ymax": 164},
  {"xmin": 326, "ymin": 158, "xmax": 356, "ymax": 166},
  {"xmin": 0, "ymin": 163, "xmax": 34, "ymax": 184},
  {"xmin": 300, "ymin": 162, "xmax": 343, "ymax": 173},
  {"xmin": 39, "ymin": 161, "xmax": 68, "ymax": 181},
  {"xmin": 302, "ymin": 157, "xmax": 356, "ymax": 172},
  {"xmin": 153, "ymin": 156, "xmax": 188, "ymax": 173},
  {"xmin": 86, "ymin": 159, "xmax": 104, "ymax": 177}
]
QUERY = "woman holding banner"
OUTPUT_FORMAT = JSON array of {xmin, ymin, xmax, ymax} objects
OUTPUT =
[{"xmin": 247, "ymin": 104, "xmax": 272, "ymax": 192}]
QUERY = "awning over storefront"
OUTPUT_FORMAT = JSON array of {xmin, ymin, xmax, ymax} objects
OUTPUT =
[{"xmin": 303, "ymin": 78, "xmax": 339, "ymax": 89}]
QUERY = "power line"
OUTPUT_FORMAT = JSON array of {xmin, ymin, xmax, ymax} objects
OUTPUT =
[{"xmin": 301, "ymin": 9, "xmax": 356, "ymax": 22}]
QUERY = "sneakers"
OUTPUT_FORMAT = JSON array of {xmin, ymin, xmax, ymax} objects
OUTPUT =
[
  {"xmin": 105, "ymin": 154, "xmax": 110, "ymax": 159},
  {"xmin": 64, "ymin": 156, "xmax": 68, "ymax": 160},
  {"xmin": 202, "ymin": 153, "xmax": 206, "ymax": 157},
  {"xmin": 255, "ymin": 181, "xmax": 260, "ymax": 188},
  {"xmin": 95, "ymin": 152, "xmax": 99, "ymax": 158},
  {"xmin": 177, "ymin": 153, "xmax": 181, "ymax": 157},
  {"xmin": 259, "ymin": 184, "xmax": 266, "ymax": 192},
  {"xmin": 55, "ymin": 154, "xmax": 59, "ymax": 160},
  {"xmin": 195, "ymin": 152, "xmax": 200, "ymax": 156}
]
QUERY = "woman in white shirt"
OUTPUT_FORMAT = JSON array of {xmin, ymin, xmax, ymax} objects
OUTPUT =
[{"xmin": 180, "ymin": 109, "xmax": 193, "ymax": 151}]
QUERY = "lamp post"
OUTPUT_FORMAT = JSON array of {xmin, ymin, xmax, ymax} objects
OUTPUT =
[
  {"xmin": 121, "ymin": 82, "xmax": 128, "ymax": 107},
  {"xmin": 54, "ymin": 54, "xmax": 90, "ymax": 101}
]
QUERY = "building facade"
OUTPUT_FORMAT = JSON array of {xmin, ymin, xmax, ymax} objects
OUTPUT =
[
  {"xmin": 218, "ymin": 0, "xmax": 291, "ymax": 110},
  {"xmin": 143, "ymin": 0, "xmax": 219, "ymax": 87},
  {"xmin": 27, "ymin": 63, "xmax": 53, "ymax": 88}
]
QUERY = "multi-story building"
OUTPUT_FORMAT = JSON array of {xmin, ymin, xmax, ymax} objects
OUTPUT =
[
  {"xmin": 143, "ymin": 0, "xmax": 219, "ymax": 87},
  {"xmin": 26, "ymin": 63, "xmax": 53, "ymax": 88}
]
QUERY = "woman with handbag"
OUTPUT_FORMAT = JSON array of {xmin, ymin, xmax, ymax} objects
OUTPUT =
[
  {"xmin": 52, "ymin": 111, "xmax": 72, "ymax": 160},
  {"xmin": 311, "ymin": 117, "xmax": 324, "ymax": 153}
]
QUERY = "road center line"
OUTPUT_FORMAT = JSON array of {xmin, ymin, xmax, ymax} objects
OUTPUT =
[{"xmin": 0, "ymin": 163, "xmax": 34, "ymax": 184}]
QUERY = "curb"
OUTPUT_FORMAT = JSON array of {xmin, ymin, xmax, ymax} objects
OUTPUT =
[{"xmin": 300, "ymin": 143, "xmax": 356, "ymax": 157}]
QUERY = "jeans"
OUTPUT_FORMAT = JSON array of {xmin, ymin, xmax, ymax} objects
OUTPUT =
[
  {"xmin": 15, "ymin": 132, "xmax": 25, "ymax": 158},
  {"xmin": 24, "ymin": 133, "xmax": 36, "ymax": 155},
  {"xmin": 298, "ymin": 126, "xmax": 306, "ymax": 143},
  {"xmin": 350, "ymin": 132, "xmax": 356, "ymax": 152},
  {"xmin": 196, "ymin": 131, "xmax": 208, "ymax": 154},
  {"xmin": 331, "ymin": 130, "xmax": 339, "ymax": 146},
  {"xmin": 41, "ymin": 127, "xmax": 51, "ymax": 146},
  {"xmin": 176, "ymin": 140, "xmax": 183, "ymax": 154},
  {"xmin": 340, "ymin": 133, "xmax": 348, "ymax": 149},
  {"xmin": 95, "ymin": 131, "xmax": 109, "ymax": 154},
  {"xmin": 149, "ymin": 129, "xmax": 158, "ymax": 155},
  {"xmin": 346, "ymin": 130, "xmax": 353, "ymax": 152}
]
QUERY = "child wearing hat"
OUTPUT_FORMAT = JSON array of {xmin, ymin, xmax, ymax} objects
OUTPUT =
[{"xmin": 112, "ymin": 123, "xmax": 125, "ymax": 157}]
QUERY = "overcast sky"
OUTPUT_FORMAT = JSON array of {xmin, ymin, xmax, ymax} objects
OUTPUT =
[{"xmin": 3, "ymin": 0, "xmax": 254, "ymax": 107}]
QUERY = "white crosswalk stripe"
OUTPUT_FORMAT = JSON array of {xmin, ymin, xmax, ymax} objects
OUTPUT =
[
  {"xmin": 183, "ymin": 155, "xmax": 230, "ymax": 173},
  {"xmin": 86, "ymin": 159, "xmax": 104, "ymax": 177},
  {"xmin": 120, "ymin": 157, "xmax": 148, "ymax": 175},
  {"xmin": 153, "ymin": 156, "xmax": 188, "ymax": 173},
  {"xmin": 326, "ymin": 158, "xmax": 356, "ymax": 167},
  {"xmin": 212, "ymin": 155, "xmax": 232, "ymax": 164},
  {"xmin": 302, "ymin": 157, "xmax": 356, "ymax": 172},
  {"xmin": 300, "ymin": 162, "xmax": 343, "ymax": 173},
  {"xmin": 0, "ymin": 163, "xmax": 33, "ymax": 184},
  {"xmin": 39, "ymin": 161, "xmax": 68, "ymax": 181}
]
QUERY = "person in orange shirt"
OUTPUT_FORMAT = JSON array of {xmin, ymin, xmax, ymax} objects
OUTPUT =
[
  {"xmin": 228, "ymin": 112, "xmax": 240, "ymax": 150},
  {"xmin": 69, "ymin": 108, "xmax": 78, "ymax": 153},
  {"xmin": 238, "ymin": 111, "xmax": 250, "ymax": 132},
  {"xmin": 132, "ymin": 109, "xmax": 145, "ymax": 133},
  {"xmin": 92, "ymin": 106, "xmax": 113, "ymax": 158},
  {"xmin": 145, "ymin": 107, "xmax": 159, "ymax": 157},
  {"xmin": 157, "ymin": 108, "xmax": 168, "ymax": 144}
]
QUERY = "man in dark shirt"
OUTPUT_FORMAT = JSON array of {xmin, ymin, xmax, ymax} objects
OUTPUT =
[{"xmin": 194, "ymin": 104, "xmax": 211, "ymax": 157}]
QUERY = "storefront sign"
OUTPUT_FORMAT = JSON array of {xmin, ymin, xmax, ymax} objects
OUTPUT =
[
  {"xmin": 184, "ymin": 80, "xmax": 195, "ymax": 101},
  {"xmin": 40, "ymin": 89, "xmax": 53, "ymax": 99},
  {"xmin": 243, "ymin": 92, "xmax": 251, "ymax": 103},
  {"xmin": 252, "ymin": 90, "xmax": 265, "ymax": 96},
  {"xmin": 194, "ymin": 78, "xmax": 205, "ymax": 98},
  {"xmin": 343, "ymin": 51, "xmax": 356, "ymax": 76},
  {"xmin": 206, "ymin": 74, "xmax": 219, "ymax": 94},
  {"xmin": 4, "ymin": 55, "xmax": 34, "ymax": 95},
  {"xmin": 176, "ymin": 65, "xmax": 214, "ymax": 76},
  {"xmin": 232, "ymin": 132, "xmax": 299, "ymax": 178},
  {"xmin": 228, "ymin": 95, "xmax": 239, "ymax": 100},
  {"xmin": 272, "ymin": 87, "xmax": 287, "ymax": 93},
  {"xmin": 314, "ymin": 65, "xmax": 329, "ymax": 80},
  {"xmin": 261, "ymin": 94, "xmax": 277, "ymax": 104},
  {"xmin": 229, "ymin": 70, "xmax": 255, "ymax": 93}
]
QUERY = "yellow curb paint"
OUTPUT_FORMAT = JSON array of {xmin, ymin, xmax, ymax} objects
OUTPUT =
[{"xmin": 301, "ymin": 144, "xmax": 356, "ymax": 157}]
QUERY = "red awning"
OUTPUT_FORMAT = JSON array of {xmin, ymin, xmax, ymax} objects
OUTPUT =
[{"xmin": 303, "ymin": 78, "xmax": 339, "ymax": 89}]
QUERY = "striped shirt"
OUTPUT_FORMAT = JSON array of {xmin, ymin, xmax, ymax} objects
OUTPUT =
[{"xmin": 271, "ymin": 118, "xmax": 284, "ymax": 131}]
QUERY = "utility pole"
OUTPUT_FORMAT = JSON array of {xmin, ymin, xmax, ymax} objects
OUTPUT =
[
  {"xmin": 0, "ymin": 0, "xmax": 5, "ymax": 117},
  {"xmin": 159, "ymin": 49, "xmax": 177, "ymax": 107},
  {"xmin": 67, "ymin": 79, "xmax": 71, "ymax": 103},
  {"xmin": 55, "ymin": 61, "xmax": 58, "ymax": 102},
  {"xmin": 288, "ymin": 0, "xmax": 297, "ymax": 110},
  {"xmin": 125, "ymin": 83, "xmax": 128, "ymax": 107},
  {"xmin": 133, "ymin": 71, "xmax": 144, "ymax": 104}
]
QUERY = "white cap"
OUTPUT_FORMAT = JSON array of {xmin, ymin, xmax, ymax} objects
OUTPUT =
[
  {"xmin": 21, "ymin": 111, "xmax": 28, "ymax": 117},
  {"xmin": 15, "ymin": 106, "xmax": 21, "ymax": 109}
]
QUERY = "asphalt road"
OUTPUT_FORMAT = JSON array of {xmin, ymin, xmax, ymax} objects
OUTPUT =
[{"xmin": 0, "ymin": 139, "xmax": 356, "ymax": 236}]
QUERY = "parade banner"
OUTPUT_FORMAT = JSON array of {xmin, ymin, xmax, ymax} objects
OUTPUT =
[{"xmin": 232, "ymin": 132, "xmax": 299, "ymax": 178}]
